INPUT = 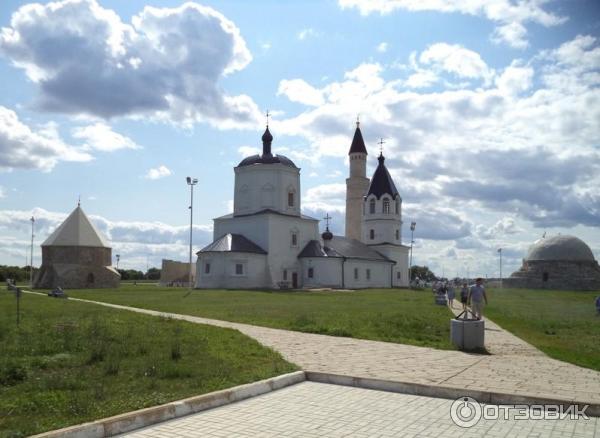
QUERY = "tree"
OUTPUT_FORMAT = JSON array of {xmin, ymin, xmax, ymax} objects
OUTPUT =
[
  {"xmin": 410, "ymin": 265, "xmax": 437, "ymax": 281},
  {"xmin": 145, "ymin": 267, "xmax": 161, "ymax": 280}
]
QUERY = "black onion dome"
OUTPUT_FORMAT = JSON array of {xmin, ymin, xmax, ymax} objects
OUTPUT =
[
  {"xmin": 366, "ymin": 153, "xmax": 400, "ymax": 199},
  {"xmin": 321, "ymin": 230, "xmax": 333, "ymax": 241},
  {"xmin": 349, "ymin": 125, "xmax": 368, "ymax": 155},
  {"xmin": 237, "ymin": 126, "xmax": 298, "ymax": 168}
]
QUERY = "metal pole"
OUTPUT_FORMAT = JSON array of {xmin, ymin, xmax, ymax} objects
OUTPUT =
[
  {"xmin": 29, "ymin": 216, "xmax": 35, "ymax": 288},
  {"xmin": 188, "ymin": 183, "xmax": 194, "ymax": 289},
  {"xmin": 499, "ymin": 248, "xmax": 503, "ymax": 289},
  {"xmin": 409, "ymin": 230, "xmax": 414, "ymax": 284}
]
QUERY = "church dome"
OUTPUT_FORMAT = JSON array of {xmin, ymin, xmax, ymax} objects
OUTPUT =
[
  {"xmin": 237, "ymin": 125, "xmax": 298, "ymax": 168},
  {"xmin": 525, "ymin": 235, "xmax": 596, "ymax": 262}
]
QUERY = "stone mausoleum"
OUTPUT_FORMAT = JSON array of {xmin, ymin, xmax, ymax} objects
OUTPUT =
[
  {"xmin": 34, "ymin": 205, "xmax": 120, "ymax": 289},
  {"xmin": 505, "ymin": 234, "xmax": 600, "ymax": 290}
]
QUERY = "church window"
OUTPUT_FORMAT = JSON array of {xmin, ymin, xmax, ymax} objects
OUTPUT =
[
  {"xmin": 283, "ymin": 269, "xmax": 288, "ymax": 281},
  {"xmin": 369, "ymin": 199, "xmax": 376, "ymax": 214},
  {"xmin": 235, "ymin": 263, "xmax": 244, "ymax": 275},
  {"xmin": 308, "ymin": 267, "xmax": 314, "ymax": 278},
  {"xmin": 205, "ymin": 263, "xmax": 211, "ymax": 274},
  {"xmin": 288, "ymin": 192, "xmax": 295, "ymax": 207},
  {"xmin": 369, "ymin": 229, "xmax": 375, "ymax": 240},
  {"xmin": 395, "ymin": 229, "xmax": 399, "ymax": 240},
  {"xmin": 542, "ymin": 272, "xmax": 549, "ymax": 282},
  {"xmin": 383, "ymin": 198, "xmax": 390, "ymax": 214},
  {"xmin": 366, "ymin": 269, "xmax": 371, "ymax": 280},
  {"xmin": 291, "ymin": 233, "xmax": 298, "ymax": 247},
  {"xmin": 354, "ymin": 268, "xmax": 359, "ymax": 280},
  {"xmin": 397, "ymin": 271, "xmax": 401, "ymax": 279}
]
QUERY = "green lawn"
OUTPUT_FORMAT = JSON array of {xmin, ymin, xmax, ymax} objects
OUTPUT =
[
  {"xmin": 485, "ymin": 288, "xmax": 600, "ymax": 371},
  {"xmin": 65, "ymin": 285, "xmax": 455, "ymax": 350},
  {"xmin": 0, "ymin": 289, "xmax": 296, "ymax": 437}
]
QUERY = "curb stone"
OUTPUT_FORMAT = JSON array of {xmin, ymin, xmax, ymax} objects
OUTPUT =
[{"xmin": 31, "ymin": 371, "xmax": 306, "ymax": 438}]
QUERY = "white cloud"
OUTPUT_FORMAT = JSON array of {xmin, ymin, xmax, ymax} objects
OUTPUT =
[
  {"xmin": 303, "ymin": 183, "xmax": 346, "ymax": 212},
  {"xmin": 376, "ymin": 42, "xmax": 388, "ymax": 53},
  {"xmin": 0, "ymin": 106, "xmax": 92, "ymax": 172},
  {"xmin": 419, "ymin": 43, "xmax": 494, "ymax": 83},
  {"xmin": 492, "ymin": 21, "xmax": 528, "ymax": 49},
  {"xmin": 144, "ymin": 165, "xmax": 171, "ymax": 180},
  {"xmin": 237, "ymin": 145, "xmax": 261, "ymax": 157},
  {"xmin": 297, "ymin": 28, "xmax": 320, "ymax": 40},
  {"xmin": 0, "ymin": 0, "xmax": 260, "ymax": 128},
  {"xmin": 278, "ymin": 79, "xmax": 324, "ymax": 106},
  {"xmin": 338, "ymin": 0, "xmax": 566, "ymax": 48},
  {"xmin": 476, "ymin": 217, "xmax": 524, "ymax": 239},
  {"xmin": 0, "ymin": 186, "xmax": 5, "ymax": 198},
  {"xmin": 0, "ymin": 207, "xmax": 214, "ymax": 269},
  {"xmin": 495, "ymin": 62, "xmax": 533, "ymax": 95},
  {"xmin": 71, "ymin": 122, "xmax": 140, "ymax": 152}
]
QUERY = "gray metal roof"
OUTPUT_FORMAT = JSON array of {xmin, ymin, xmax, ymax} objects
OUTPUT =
[
  {"xmin": 198, "ymin": 234, "xmax": 267, "ymax": 254},
  {"xmin": 366, "ymin": 154, "xmax": 400, "ymax": 200},
  {"xmin": 215, "ymin": 209, "xmax": 318, "ymax": 221},
  {"xmin": 42, "ymin": 206, "xmax": 109, "ymax": 248},
  {"xmin": 299, "ymin": 236, "xmax": 394, "ymax": 263},
  {"xmin": 526, "ymin": 235, "xmax": 595, "ymax": 262}
]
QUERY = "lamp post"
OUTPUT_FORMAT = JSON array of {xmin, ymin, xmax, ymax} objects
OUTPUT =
[
  {"xmin": 498, "ymin": 248, "xmax": 503, "ymax": 289},
  {"xmin": 29, "ymin": 216, "xmax": 35, "ymax": 288},
  {"xmin": 409, "ymin": 221, "xmax": 416, "ymax": 286},
  {"xmin": 186, "ymin": 177, "xmax": 198, "ymax": 289},
  {"xmin": 116, "ymin": 254, "xmax": 120, "ymax": 270}
]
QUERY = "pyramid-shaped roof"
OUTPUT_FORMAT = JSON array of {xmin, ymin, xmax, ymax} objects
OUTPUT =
[
  {"xmin": 349, "ymin": 125, "xmax": 368, "ymax": 155},
  {"xmin": 366, "ymin": 154, "xmax": 400, "ymax": 200},
  {"xmin": 42, "ymin": 206, "xmax": 110, "ymax": 248}
]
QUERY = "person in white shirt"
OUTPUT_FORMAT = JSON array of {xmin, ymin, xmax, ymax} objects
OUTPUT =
[{"xmin": 468, "ymin": 278, "xmax": 488, "ymax": 320}]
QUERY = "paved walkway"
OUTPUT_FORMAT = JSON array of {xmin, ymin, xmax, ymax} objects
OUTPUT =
[
  {"xmin": 67, "ymin": 296, "xmax": 600, "ymax": 407},
  {"xmin": 124, "ymin": 382, "xmax": 599, "ymax": 438}
]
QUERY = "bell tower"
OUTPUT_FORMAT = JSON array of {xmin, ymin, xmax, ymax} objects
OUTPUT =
[{"xmin": 345, "ymin": 119, "xmax": 370, "ymax": 241}]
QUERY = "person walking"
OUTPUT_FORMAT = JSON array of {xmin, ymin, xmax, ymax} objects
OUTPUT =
[
  {"xmin": 595, "ymin": 295, "xmax": 600, "ymax": 316},
  {"xmin": 468, "ymin": 278, "xmax": 488, "ymax": 320},
  {"xmin": 447, "ymin": 282, "xmax": 456, "ymax": 309},
  {"xmin": 460, "ymin": 282, "xmax": 469, "ymax": 311}
]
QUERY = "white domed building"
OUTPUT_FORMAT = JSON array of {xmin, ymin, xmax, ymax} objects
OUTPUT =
[{"xmin": 505, "ymin": 235, "xmax": 600, "ymax": 290}]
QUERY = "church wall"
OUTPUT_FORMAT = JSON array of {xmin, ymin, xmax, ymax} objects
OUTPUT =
[
  {"xmin": 369, "ymin": 245, "xmax": 410, "ymax": 287},
  {"xmin": 195, "ymin": 252, "xmax": 268, "ymax": 289},
  {"xmin": 267, "ymin": 214, "xmax": 320, "ymax": 288},
  {"xmin": 343, "ymin": 260, "xmax": 393, "ymax": 289},
  {"xmin": 301, "ymin": 258, "xmax": 343, "ymax": 288},
  {"xmin": 214, "ymin": 214, "xmax": 271, "ymax": 253},
  {"xmin": 362, "ymin": 194, "xmax": 402, "ymax": 245},
  {"xmin": 233, "ymin": 164, "xmax": 301, "ymax": 216}
]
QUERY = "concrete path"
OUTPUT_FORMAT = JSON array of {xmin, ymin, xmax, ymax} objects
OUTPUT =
[
  {"xmin": 124, "ymin": 382, "xmax": 599, "ymax": 438},
  {"xmin": 67, "ymin": 296, "xmax": 600, "ymax": 407}
]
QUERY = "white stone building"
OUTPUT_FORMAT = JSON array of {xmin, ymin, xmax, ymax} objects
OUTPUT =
[{"xmin": 195, "ymin": 122, "xmax": 409, "ymax": 289}]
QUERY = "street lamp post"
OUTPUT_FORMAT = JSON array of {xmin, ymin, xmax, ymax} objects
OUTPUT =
[
  {"xmin": 29, "ymin": 216, "xmax": 35, "ymax": 288},
  {"xmin": 409, "ymin": 221, "xmax": 416, "ymax": 286},
  {"xmin": 186, "ymin": 177, "xmax": 198, "ymax": 289},
  {"xmin": 116, "ymin": 254, "xmax": 120, "ymax": 270},
  {"xmin": 498, "ymin": 248, "xmax": 503, "ymax": 289}
]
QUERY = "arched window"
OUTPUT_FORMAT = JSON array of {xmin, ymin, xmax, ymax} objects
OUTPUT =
[
  {"xmin": 369, "ymin": 229, "xmax": 375, "ymax": 240},
  {"xmin": 369, "ymin": 199, "xmax": 376, "ymax": 214},
  {"xmin": 395, "ymin": 229, "xmax": 399, "ymax": 240},
  {"xmin": 288, "ymin": 192, "xmax": 295, "ymax": 207},
  {"xmin": 287, "ymin": 185, "xmax": 296, "ymax": 208},
  {"xmin": 383, "ymin": 198, "xmax": 390, "ymax": 214}
]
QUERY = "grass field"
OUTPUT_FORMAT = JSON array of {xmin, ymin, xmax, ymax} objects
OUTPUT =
[
  {"xmin": 0, "ymin": 289, "xmax": 296, "ymax": 437},
  {"xmin": 65, "ymin": 285, "xmax": 455, "ymax": 350},
  {"xmin": 485, "ymin": 288, "xmax": 600, "ymax": 371}
]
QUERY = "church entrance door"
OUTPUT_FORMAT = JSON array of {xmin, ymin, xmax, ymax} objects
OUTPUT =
[{"xmin": 292, "ymin": 273, "xmax": 298, "ymax": 289}]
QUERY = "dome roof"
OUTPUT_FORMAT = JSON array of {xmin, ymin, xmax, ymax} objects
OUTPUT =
[
  {"xmin": 526, "ymin": 235, "xmax": 596, "ymax": 262},
  {"xmin": 237, "ymin": 154, "xmax": 297, "ymax": 168}
]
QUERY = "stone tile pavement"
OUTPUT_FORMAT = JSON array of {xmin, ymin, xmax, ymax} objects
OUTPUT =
[
  {"xmin": 123, "ymin": 382, "xmax": 599, "ymax": 438},
  {"xmin": 68, "ymin": 296, "xmax": 600, "ymax": 407}
]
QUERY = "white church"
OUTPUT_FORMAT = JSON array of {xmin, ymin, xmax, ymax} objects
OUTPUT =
[{"xmin": 195, "ymin": 122, "xmax": 410, "ymax": 289}]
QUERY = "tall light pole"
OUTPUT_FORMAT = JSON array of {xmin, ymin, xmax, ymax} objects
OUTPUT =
[
  {"xmin": 186, "ymin": 177, "xmax": 198, "ymax": 289},
  {"xmin": 116, "ymin": 254, "xmax": 120, "ymax": 270},
  {"xmin": 498, "ymin": 248, "xmax": 503, "ymax": 289},
  {"xmin": 409, "ymin": 221, "xmax": 416, "ymax": 286},
  {"xmin": 29, "ymin": 216, "xmax": 35, "ymax": 288}
]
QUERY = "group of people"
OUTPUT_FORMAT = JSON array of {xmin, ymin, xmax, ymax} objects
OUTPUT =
[{"xmin": 434, "ymin": 278, "xmax": 488, "ymax": 320}]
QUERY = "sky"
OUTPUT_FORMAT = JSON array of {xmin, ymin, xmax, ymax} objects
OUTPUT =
[{"xmin": 0, "ymin": 0, "xmax": 599, "ymax": 279}]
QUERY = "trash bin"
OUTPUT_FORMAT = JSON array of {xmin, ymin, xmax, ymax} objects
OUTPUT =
[{"xmin": 451, "ymin": 310, "xmax": 485, "ymax": 350}]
